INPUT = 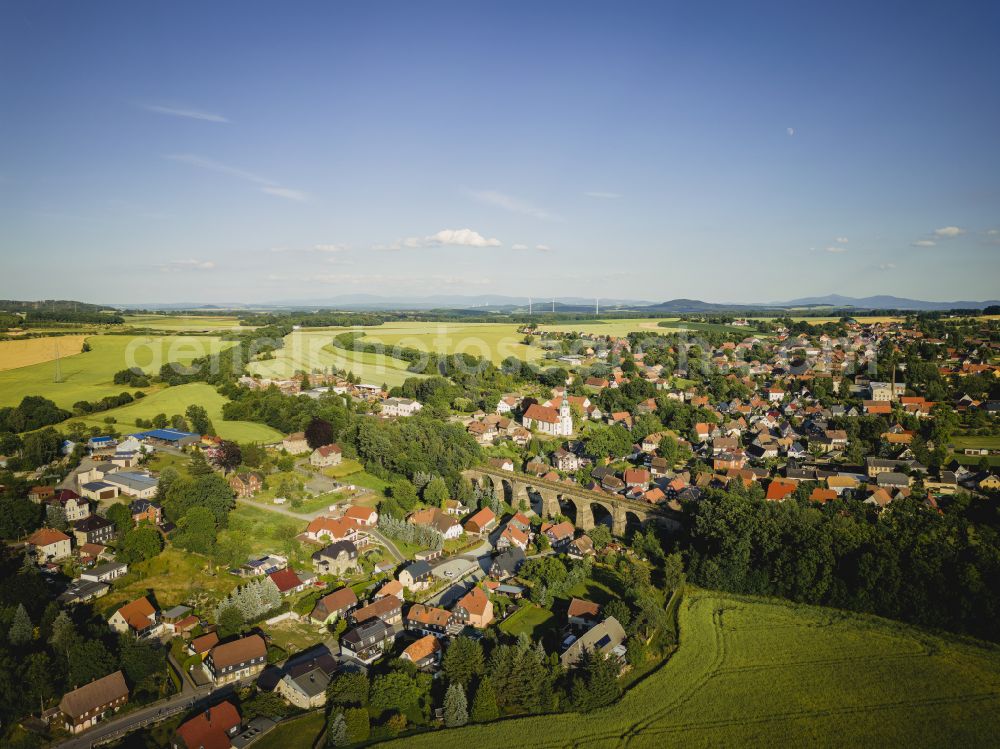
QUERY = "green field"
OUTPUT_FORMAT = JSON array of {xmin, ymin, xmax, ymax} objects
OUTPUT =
[
  {"xmin": 74, "ymin": 382, "xmax": 283, "ymax": 443},
  {"xmin": 0, "ymin": 334, "xmax": 236, "ymax": 409},
  {"xmin": 538, "ymin": 318, "xmax": 678, "ymax": 337},
  {"xmin": 950, "ymin": 435, "xmax": 1000, "ymax": 450},
  {"xmin": 377, "ymin": 590, "xmax": 1000, "ymax": 748},
  {"xmin": 122, "ymin": 314, "xmax": 248, "ymax": 331},
  {"xmin": 248, "ymin": 322, "xmax": 544, "ymax": 385}
]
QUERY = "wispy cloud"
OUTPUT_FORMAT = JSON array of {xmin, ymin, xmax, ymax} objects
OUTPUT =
[
  {"xmin": 934, "ymin": 225, "xmax": 965, "ymax": 238},
  {"xmin": 313, "ymin": 243, "xmax": 349, "ymax": 253},
  {"xmin": 823, "ymin": 246, "xmax": 848, "ymax": 254},
  {"xmin": 911, "ymin": 239, "xmax": 936, "ymax": 247},
  {"xmin": 375, "ymin": 228, "xmax": 501, "ymax": 250},
  {"xmin": 159, "ymin": 259, "xmax": 216, "ymax": 272},
  {"xmin": 535, "ymin": 244, "xmax": 552, "ymax": 252},
  {"xmin": 164, "ymin": 153, "xmax": 308, "ymax": 202},
  {"xmin": 834, "ymin": 237, "xmax": 849, "ymax": 244},
  {"xmin": 878, "ymin": 263, "xmax": 896, "ymax": 271},
  {"xmin": 144, "ymin": 104, "xmax": 229, "ymax": 123},
  {"xmin": 585, "ymin": 191, "xmax": 621, "ymax": 199},
  {"xmin": 511, "ymin": 243, "xmax": 529, "ymax": 251},
  {"xmin": 470, "ymin": 189, "xmax": 552, "ymax": 219}
]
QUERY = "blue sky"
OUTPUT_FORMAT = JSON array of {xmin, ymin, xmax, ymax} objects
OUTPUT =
[{"xmin": 1, "ymin": 0, "xmax": 998, "ymax": 305}]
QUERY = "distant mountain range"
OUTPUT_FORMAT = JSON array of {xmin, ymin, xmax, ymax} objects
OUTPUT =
[{"xmin": 101, "ymin": 293, "xmax": 1000, "ymax": 313}]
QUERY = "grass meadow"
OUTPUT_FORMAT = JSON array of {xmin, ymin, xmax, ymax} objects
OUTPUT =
[
  {"xmin": 0, "ymin": 334, "xmax": 236, "ymax": 408},
  {"xmin": 376, "ymin": 590, "xmax": 1000, "ymax": 748},
  {"xmin": 73, "ymin": 382, "xmax": 283, "ymax": 442},
  {"xmin": 121, "ymin": 314, "xmax": 248, "ymax": 331}
]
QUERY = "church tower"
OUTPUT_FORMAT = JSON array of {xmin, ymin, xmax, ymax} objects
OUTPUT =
[{"xmin": 559, "ymin": 395, "xmax": 572, "ymax": 435}]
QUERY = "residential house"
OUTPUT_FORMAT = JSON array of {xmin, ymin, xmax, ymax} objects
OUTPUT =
[
  {"xmin": 568, "ymin": 535, "xmax": 595, "ymax": 558},
  {"xmin": 375, "ymin": 580, "xmax": 405, "ymax": 600},
  {"xmin": 567, "ymin": 598, "xmax": 602, "ymax": 631},
  {"xmin": 59, "ymin": 670, "xmax": 129, "ymax": 735},
  {"xmin": 490, "ymin": 548, "xmax": 526, "ymax": 581},
  {"xmin": 560, "ymin": 616, "xmax": 627, "ymax": 668},
  {"xmin": 28, "ymin": 485, "xmax": 56, "ymax": 503},
  {"xmin": 268, "ymin": 568, "xmax": 307, "ymax": 596},
  {"xmin": 72, "ymin": 515, "xmax": 115, "ymax": 547},
  {"xmin": 282, "ymin": 432, "xmax": 311, "ymax": 455},
  {"xmin": 81, "ymin": 562, "xmax": 128, "ymax": 584},
  {"xmin": 352, "ymin": 595, "xmax": 403, "ymax": 626},
  {"xmin": 310, "ymin": 444, "xmax": 343, "ymax": 467},
  {"xmin": 206, "ymin": 634, "xmax": 268, "ymax": 685},
  {"xmin": 312, "ymin": 541, "xmax": 359, "ymax": 576},
  {"xmin": 305, "ymin": 516, "xmax": 359, "ymax": 544},
  {"xmin": 130, "ymin": 499, "xmax": 163, "ymax": 525},
  {"xmin": 309, "ymin": 587, "xmax": 359, "ymax": 625},
  {"xmin": 26, "ymin": 528, "xmax": 72, "ymax": 564},
  {"xmin": 405, "ymin": 604, "xmax": 453, "ymax": 636},
  {"xmin": 407, "ymin": 508, "xmax": 462, "ymax": 539},
  {"xmin": 381, "ymin": 397, "xmax": 423, "ymax": 417},
  {"xmin": 275, "ymin": 651, "xmax": 339, "ymax": 709},
  {"xmin": 341, "ymin": 619, "xmax": 397, "ymax": 663},
  {"xmin": 398, "ymin": 560, "xmax": 434, "ymax": 591},
  {"xmin": 401, "ymin": 634, "xmax": 442, "ymax": 669},
  {"xmin": 228, "ymin": 472, "xmax": 263, "ymax": 499},
  {"xmin": 108, "ymin": 596, "xmax": 161, "ymax": 637},
  {"xmin": 541, "ymin": 521, "xmax": 575, "ymax": 548},
  {"xmin": 452, "ymin": 586, "xmax": 494, "ymax": 628},
  {"xmin": 173, "ymin": 701, "xmax": 241, "ymax": 749},
  {"xmin": 188, "ymin": 632, "xmax": 220, "ymax": 660},
  {"xmin": 553, "ymin": 447, "xmax": 582, "ymax": 472},
  {"xmin": 343, "ymin": 505, "xmax": 378, "ymax": 526},
  {"xmin": 49, "ymin": 490, "xmax": 90, "ymax": 522},
  {"xmin": 498, "ymin": 523, "xmax": 530, "ymax": 551}
]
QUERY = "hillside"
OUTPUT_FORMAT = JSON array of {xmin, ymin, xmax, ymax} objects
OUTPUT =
[{"xmin": 374, "ymin": 590, "xmax": 1000, "ymax": 748}]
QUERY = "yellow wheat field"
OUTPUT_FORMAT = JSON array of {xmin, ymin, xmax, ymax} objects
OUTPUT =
[{"xmin": 0, "ymin": 335, "xmax": 89, "ymax": 372}]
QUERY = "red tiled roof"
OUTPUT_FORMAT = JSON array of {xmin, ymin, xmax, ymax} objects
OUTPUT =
[
  {"xmin": 268, "ymin": 568, "xmax": 303, "ymax": 593},
  {"xmin": 175, "ymin": 700, "xmax": 241, "ymax": 749}
]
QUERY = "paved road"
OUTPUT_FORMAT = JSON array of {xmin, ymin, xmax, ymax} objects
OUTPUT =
[{"xmin": 234, "ymin": 496, "xmax": 405, "ymax": 563}]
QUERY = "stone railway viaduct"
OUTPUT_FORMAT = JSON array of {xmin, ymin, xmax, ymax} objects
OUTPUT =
[{"xmin": 462, "ymin": 465, "xmax": 682, "ymax": 538}]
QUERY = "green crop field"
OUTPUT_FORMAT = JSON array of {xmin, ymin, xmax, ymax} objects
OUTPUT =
[
  {"xmin": 73, "ymin": 382, "xmax": 283, "ymax": 442},
  {"xmin": 950, "ymin": 435, "xmax": 1000, "ymax": 450},
  {"xmin": 377, "ymin": 590, "xmax": 1000, "ymax": 748},
  {"xmin": 247, "ymin": 322, "xmax": 545, "ymax": 385},
  {"xmin": 0, "ymin": 334, "xmax": 236, "ymax": 409},
  {"xmin": 122, "ymin": 314, "xmax": 248, "ymax": 331},
  {"xmin": 538, "ymin": 318, "xmax": 678, "ymax": 337}
]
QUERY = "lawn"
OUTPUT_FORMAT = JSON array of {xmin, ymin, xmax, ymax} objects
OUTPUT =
[
  {"xmin": 376, "ymin": 589, "xmax": 1000, "ymax": 748},
  {"xmin": 225, "ymin": 503, "xmax": 306, "ymax": 559},
  {"xmin": 263, "ymin": 617, "xmax": 323, "ymax": 655},
  {"xmin": 320, "ymin": 458, "xmax": 365, "ymax": 479},
  {"xmin": 104, "ymin": 547, "xmax": 242, "ymax": 615},
  {"xmin": 73, "ymin": 382, "xmax": 283, "ymax": 443},
  {"xmin": 254, "ymin": 711, "xmax": 325, "ymax": 749},
  {"xmin": 122, "ymin": 314, "xmax": 248, "ymax": 331},
  {"xmin": 0, "ymin": 333, "xmax": 236, "ymax": 408},
  {"xmin": 950, "ymin": 435, "xmax": 1000, "ymax": 450},
  {"xmin": 499, "ymin": 604, "xmax": 556, "ymax": 641},
  {"xmin": 0, "ymin": 334, "xmax": 90, "ymax": 371}
]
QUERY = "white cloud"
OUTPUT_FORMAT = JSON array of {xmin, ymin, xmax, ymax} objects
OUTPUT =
[
  {"xmin": 934, "ymin": 225, "xmax": 965, "ymax": 238},
  {"xmin": 160, "ymin": 259, "xmax": 216, "ymax": 272},
  {"xmin": 835, "ymin": 237, "xmax": 849, "ymax": 244},
  {"xmin": 585, "ymin": 191, "xmax": 621, "ymax": 199},
  {"xmin": 511, "ymin": 243, "xmax": 529, "ymax": 250},
  {"xmin": 377, "ymin": 228, "xmax": 501, "ymax": 250},
  {"xmin": 313, "ymin": 243, "xmax": 349, "ymax": 253},
  {"xmin": 987, "ymin": 229, "xmax": 999, "ymax": 236},
  {"xmin": 911, "ymin": 239, "xmax": 936, "ymax": 247},
  {"xmin": 260, "ymin": 186, "xmax": 308, "ymax": 202},
  {"xmin": 144, "ymin": 104, "xmax": 229, "ymax": 123},
  {"xmin": 471, "ymin": 190, "xmax": 551, "ymax": 219},
  {"xmin": 823, "ymin": 246, "xmax": 847, "ymax": 254},
  {"xmin": 878, "ymin": 263, "xmax": 896, "ymax": 271},
  {"xmin": 535, "ymin": 244, "xmax": 552, "ymax": 252},
  {"xmin": 165, "ymin": 154, "xmax": 308, "ymax": 201}
]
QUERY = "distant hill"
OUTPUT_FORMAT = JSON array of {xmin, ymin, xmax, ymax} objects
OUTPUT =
[{"xmin": 777, "ymin": 294, "xmax": 1000, "ymax": 311}]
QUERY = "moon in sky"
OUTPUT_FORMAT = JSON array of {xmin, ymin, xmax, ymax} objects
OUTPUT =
[{"xmin": 787, "ymin": 127, "xmax": 795, "ymax": 136}]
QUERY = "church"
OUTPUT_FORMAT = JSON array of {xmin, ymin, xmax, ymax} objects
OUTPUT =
[{"xmin": 521, "ymin": 397, "xmax": 573, "ymax": 437}]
